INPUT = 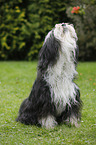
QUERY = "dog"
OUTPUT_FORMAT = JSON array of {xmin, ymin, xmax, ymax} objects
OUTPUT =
[{"xmin": 16, "ymin": 23, "xmax": 82, "ymax": 128}]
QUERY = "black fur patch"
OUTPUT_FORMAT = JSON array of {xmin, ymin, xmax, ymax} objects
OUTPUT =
[
  {"xmin": 38, "ymin": 32, "xmax": 60, "ymax": 73},
  {"xmin": 16, "ymin": 78, "xmax": 56, "ymax": 125}
]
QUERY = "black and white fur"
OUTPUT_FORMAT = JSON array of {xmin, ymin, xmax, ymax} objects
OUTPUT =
[{"xmin": 16, "ymin": 23, "xmax": 82, "ymax": 128}]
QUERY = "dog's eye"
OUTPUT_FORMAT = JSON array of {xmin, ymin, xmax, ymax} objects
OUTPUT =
[{"xmin": 63, "ymin": 27, "xmax": 68, "ymax": 33}]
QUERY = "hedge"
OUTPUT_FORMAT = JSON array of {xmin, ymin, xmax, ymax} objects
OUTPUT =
[{"xmin": 0, "ymin": 0, "xmax": 96, "ymax": 61}]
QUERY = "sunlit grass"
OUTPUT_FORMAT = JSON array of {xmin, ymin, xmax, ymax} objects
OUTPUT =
[{"xmin": 0, "ymin": 61, "xmax": 96, "ymax": 145}]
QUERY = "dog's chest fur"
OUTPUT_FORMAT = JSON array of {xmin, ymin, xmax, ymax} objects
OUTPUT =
[{"xmin": 44, "ymin": 49, "xmax": 77, "ymax": 115}]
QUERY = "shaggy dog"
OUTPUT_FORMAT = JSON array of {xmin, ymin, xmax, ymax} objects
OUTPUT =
[{"xmin": 16, "ymin": 23, "xmax": 82, "ymax": 128}]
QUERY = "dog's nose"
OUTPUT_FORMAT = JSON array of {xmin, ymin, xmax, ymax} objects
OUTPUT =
[{"xmin": 62, "ymin": 23, "xmax": 66, "ymax": 26}]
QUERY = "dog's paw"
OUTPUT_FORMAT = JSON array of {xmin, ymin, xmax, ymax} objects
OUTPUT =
[
  {"xmin": 64, "ymin": 116, "xmax": 80, "ymax": 128},
  {"xmin": 70, "ymin": 116, "xmax": 80, "ymax": 127},
  {"xmin": 38, "ymin": 115, "xmax": 58, "ymax": 129}
]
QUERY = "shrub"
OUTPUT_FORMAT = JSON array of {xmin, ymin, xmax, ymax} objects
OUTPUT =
[
  {"xmin": 22, "ymin": 0, "xmax": 70, "ymax": 60},
  {"xmin": 0, "ymin": 0, "xmax": 26, "ymax": 60},
  {"xmin": 0, "ymin": 0, "xmax": 70, "ymax": 60},
  {"xmin": 66, "ymin": 0, "xmax": 96, "ymax": 61}
]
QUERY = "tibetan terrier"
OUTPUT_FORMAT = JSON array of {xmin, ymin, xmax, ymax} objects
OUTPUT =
[{"xmin": 16, "ymin": 23, "xmax": 82, "ymax": 128}]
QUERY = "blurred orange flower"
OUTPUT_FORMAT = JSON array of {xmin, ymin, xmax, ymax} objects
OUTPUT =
[
  {"xmin": 89, "ymin": 78, "xmax": 92, "ymax": 81},
  {"xmin": 71, "ymin": 6, "xmax": 80, "ymax": 14},
  {"xmin": 80, "ymin": 73, "xmax": 82, "ymax": 76}
]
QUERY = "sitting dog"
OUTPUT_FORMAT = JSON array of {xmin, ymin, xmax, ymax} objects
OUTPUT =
[{"xmin": 16, "ymin": 23, "xmax": 82, "ymax": 128}]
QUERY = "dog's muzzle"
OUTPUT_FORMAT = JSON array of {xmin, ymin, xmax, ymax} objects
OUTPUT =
[{"xmin": 62, "ymin": 23, "xmax": 66, "ymax": 26}]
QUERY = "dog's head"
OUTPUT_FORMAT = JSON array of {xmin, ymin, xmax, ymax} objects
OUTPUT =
[
  {"xmin": 44, "ymin": 23, "xmax": 77, "ymax": 47},
  {"xmin": 39, "ymin": 23, "xmax": 78, "ymax": 71},
  {"xmin": 54, "ymin": 23, "xmax": 77, "ymax": 42}
]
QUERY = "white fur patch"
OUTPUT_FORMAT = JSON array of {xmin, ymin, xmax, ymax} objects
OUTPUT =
[
  {"xmin": 69, "ymin": 115, "xmax": 80, "ymax": 127},
  {"xmin": 45, "ymin": 52, "xmax": 77, "ymax": 115},
  {"xmin": 44, "ymin": 23, "xmax": 78, "ymax": 115},
  {"xmin": 38, "ymin": 115, "xmax": 58, "ymax": 129},
  {"xmin": 64, "ymin": 115, "xmax": 80, "ymax": 127}
]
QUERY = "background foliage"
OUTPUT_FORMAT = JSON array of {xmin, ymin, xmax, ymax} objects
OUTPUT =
[
  {"xmin": 66, "ymin": 0, "xmax": 96, "ymax": 61},
  {"xmin": 0, "ymin": 0, "xmax": 96, "ymax": 61}
]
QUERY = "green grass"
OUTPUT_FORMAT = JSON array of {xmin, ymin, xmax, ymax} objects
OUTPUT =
[{"xmin": 0, "ymin": 61, "xmax": 96, "ymax": 145}]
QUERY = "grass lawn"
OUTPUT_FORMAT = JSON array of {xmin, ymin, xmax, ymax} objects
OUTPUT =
[{"xmin": 0, "ymin": 61, "xmax": 96, "ymax": 145}]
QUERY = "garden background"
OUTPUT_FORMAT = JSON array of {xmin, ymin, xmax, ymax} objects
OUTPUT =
[
  {"xmin": 0, "ymin": 0, "xmax": 96, "ymax": 145},
  {"xmin": 0, "ymin": 0, "xmax": 96, "ymax": 61}
]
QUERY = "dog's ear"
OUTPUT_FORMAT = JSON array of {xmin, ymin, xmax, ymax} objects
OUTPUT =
[{"xmin": 38, "ymin": 34, "xmax": 60, "ymax": 72}]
